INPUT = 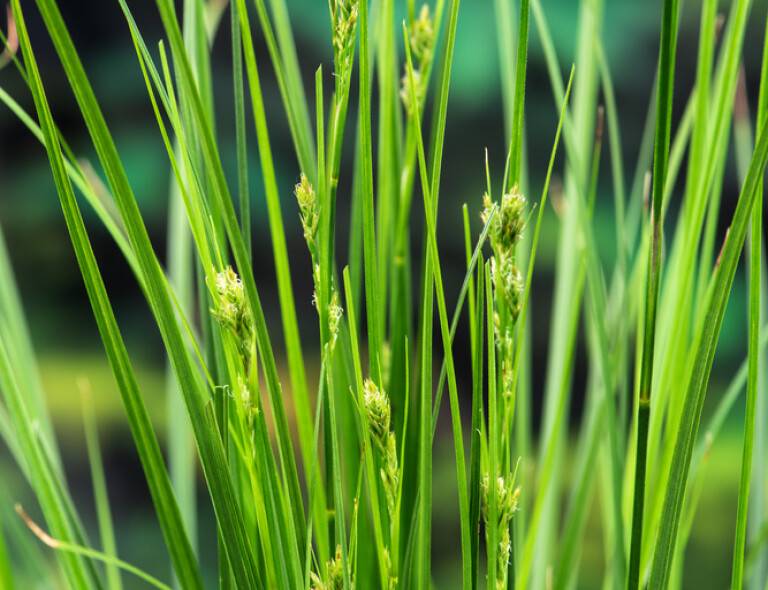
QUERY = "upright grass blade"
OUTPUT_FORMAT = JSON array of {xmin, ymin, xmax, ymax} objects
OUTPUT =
[
  {"xmin": 507, "ymin": 0, "xmax": 529, "ymax": 188},
  {"xmin": 27, "ymin": 0, "xmax": 263, "ymax": 584},
  {"xmin": 152, "ymin": 0, "xmax": 307, "ymax": 565},
  {"xmin": 12, "ymin": 3, "xmax": 203, "ymax": 587},
  {"xmin": 485, "ymin": 262, "xmax": 499, "ymax": 590},
  {"xmin": 231, "ymin": 0, "xmax": 250, "ymax": 254},
  {"xmin": 5, "ymin": 0, "xmax": 768, "ymax": 587},
  {"xmin": 494, "ymin": 0, "xmax": 516, "ymax": 142},
  {"xmin": 251, "ymin": 0, "xmax": 316, "ymax": 178},
  {"xmin": 342, "ymin": 266, "xmax": 388, "ymax": 589},
  {"xmin": 166, "ymin": 2, "xmax": 203, "ymax": 554},
  {"xmin": 731, "ymin": 13, "xmax": 768, "ymax": 589},
  {"xmin": 404, "ymin": 26, "xmax": 470, "ymax": 586},
  {"xmin": 0, "ymin": 507, "xmax": 14, "ymax": 590},
  {"xmin": 358, "ymin": 0, "xmax": 383, "ymax": 383},
  {"xmin": 626, "ymin": 0, "xmax": 679, "ymax": 587},
  {"xmin": 643, "ymin": 0, "xmax": 752, "ymax": 577},
  {"xmin": 530, "ymin": 0, "xmax": 601, "ymax": 580},
  {"xmin": 234, "ymin": 0, "xmax": 314, "ymax": 487},
  {"xmin": 468, "ymin": 265, "xmax": 485, "ymax": 590},
  {"xmin": 649, "ymin": 88, "xmax": 768, "ymax": 590},
  {"xmin": 80, "ymin": 383, "xmax": 122, "ymax": 590}
]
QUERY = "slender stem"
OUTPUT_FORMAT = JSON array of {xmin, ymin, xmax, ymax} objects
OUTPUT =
[
  {"xmin": 627, "ymin": 0, "xmax": 679, "ymax": 587},
  {"xmin": 627, "ymin": 400, "xmax": 650, "ymax": 589},
  {"xmin": 731, "ymin": 14, "xmax": 768, "ymax": 588}
]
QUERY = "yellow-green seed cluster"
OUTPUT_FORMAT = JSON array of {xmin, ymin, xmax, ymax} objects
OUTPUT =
[
  {"xmin": 401, "ymin": 4, "xmax": 435, "ymax": 115},
  {"xmin": 211, "ymin": 266, "xmax": 253, "ymax": 360},
  {"xmin": 481, "ymin": 473, "xmax": 521, "ymax": 590},
  {"xmin": 295, "ymin": 173, "xmax": 319, "ymax": 251},
  {"xmin": 332, "ymin": 0, "xmax": 359, "ymax": 76},
  {"xmin": 311, "ymin": 545, "xmax": 350, "ymax": 590},
  {"xmin": 328, "ymin": 290, "xmax": 343, "ymax": 351},
  {"xmin": 363, "ymin": 379, "xmax": 399, "ymax": 518},
  {"xmin": 482, "ymin": 187, "xmax": 526, "ymax": 325}
]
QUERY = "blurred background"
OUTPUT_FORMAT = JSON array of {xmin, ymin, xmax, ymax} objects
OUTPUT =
[{"xmin": 1, "ymin": 0, "xmax": 768, "ymax": 587}]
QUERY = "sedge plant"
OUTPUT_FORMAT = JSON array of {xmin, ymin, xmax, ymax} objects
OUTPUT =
[{"xmin": 0, "ymin": 0, "xmax": 767, "ymax": 588}]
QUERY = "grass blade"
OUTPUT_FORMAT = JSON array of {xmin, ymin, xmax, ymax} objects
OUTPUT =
[
  {"xmin": 626, "ymin": 0, "xmax": 680, "ymax": 587},
  {"xmin": 80, "ymin": 382, "xmax": 122, "ymax": 590}
]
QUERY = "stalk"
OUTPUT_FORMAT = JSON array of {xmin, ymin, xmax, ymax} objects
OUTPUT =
[
  {"xmin": 626, "ymin": 0, "xmax": 679, "ymax": 588},
  {"xmin": 730, "ymin": 13, "xmax": 768, "ymax": 589}
]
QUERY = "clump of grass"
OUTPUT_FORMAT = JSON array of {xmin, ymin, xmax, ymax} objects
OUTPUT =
[{"xmin": 1, "ymin": 0, "xmax": 768, "ymax": 588}]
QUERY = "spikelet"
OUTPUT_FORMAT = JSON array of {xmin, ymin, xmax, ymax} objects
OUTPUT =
[
  {"xmin": 295, "ymin": 173, "xmax": 319, "ymax": 251},
  {"xmin": 328, "ymin": 289, "xmax": 343, "ymax": 351},
  {"xmin": 332, "ymin": 0, "xmax": 359, "ymax": 76},
  {"xmin": 481, "ymin": 472, "xmax": 521, "ymax": 590},
  {"xmin": 211, "ymin": 266, "xmax": 253, "ymax": 359},
  {"xmin": 410, "ymin": 4, "xmax": 435, "ymax": 64},
  {"xmin": 363, "ymin": 379, "xmax": 399, "ymax": 517},
  {"xmin": 400, "ymin": 4, "xmax": 435, "ymax": 115},
  {"xmin": 310, "ymin": 545, "xmax": 350, "ymax": 590}
]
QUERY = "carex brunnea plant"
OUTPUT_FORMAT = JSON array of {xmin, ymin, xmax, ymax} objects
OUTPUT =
[{"xmin": 1, "ymin": 0, "xmax": 768, "ymax": 588}]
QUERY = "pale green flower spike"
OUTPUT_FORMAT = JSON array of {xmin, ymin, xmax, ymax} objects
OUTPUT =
[
  {"xmin": 484, "ymin": 187, "xmax": 527, "ymax": 255},
  {"xmin": 328, "ymin": 290, "xmax": 343, "ymax": 351},
  {"xmin": 363, "ymin": 379, "xmax": 399, "ymax": 520},
  {"xmin": 484, "ymin": 186, "xmax": 526, "ymax": 331},
  {"xmin": 481, "ymin": 472, "xmax": 521, "ymax": 590},
  {"xmin": 363, "ymin": 378, "xmax": 391, "ymax": 451},
  {"xmin": 401, "ymin": 4, "xmax": 434, "ymax": 115},
  {"xmin": 400, "ymin": 68, "xmax": 424, "ymax": 116},
  {"xmin": 410, "ymin": 4, "xmax": 435, "ymax": 64},
  {"xmin": 332, "ymin": 0, "xmax": 359, "ymax": 75},
  {"xmin": 311, "ymin": 544, "xmax": 351, "ymax": 590},
  {"xmin": 211, "ymin": 266, "xmax": 253, "ymax": 358},
  {"xmin": 295, "ymin": 173, "xmax": 319, "ymax": 250}
]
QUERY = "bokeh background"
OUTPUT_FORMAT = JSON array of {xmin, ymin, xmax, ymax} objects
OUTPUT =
[{"xmin": 2, "ymin": 0, "xmax": 768, "ymax": 587}]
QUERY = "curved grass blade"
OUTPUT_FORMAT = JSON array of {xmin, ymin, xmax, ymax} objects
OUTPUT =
[
  {"xmin": 16, "ymin": 506, "xmax": 171, "ymax": 590},
  {"xmin": 12, "ymin": 3, "xmax": 204, "ymax": 586}
]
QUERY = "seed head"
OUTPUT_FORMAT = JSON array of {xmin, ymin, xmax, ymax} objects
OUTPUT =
[
  {"xmin": 237, "ymin": 376, "xmax": 258, "ymax": 425},
  {"xmin": 410, "ymin": 4, "xmax": 435, "ymax": 64},
  {"xmin": 328, "ymin": 290, "xmax": 343, "ymax": 351},
  {"xmin": 491, "ymin": 255, "xmax": 523, "ymax": 323},
  {"xmin": 311, "ymin": 544, "xmax": 348, "ymax": 590},
  {"xmin": 295, "ymin": 173, "xmax": 319, "ymax": 249},
  {"xmin": 363, "ymin": 379, "xmax": 391, "ymax": 452},
  {"xmin": 400, "ymin": 68, "xmax": 424, "ymax": 116},
  {"xmin": 496, "ymin": 187, "xmax": 527, "ymax": 251},
  {"xmin": 332, "ymin": 0, "xmax": 359, "ymax": 74},
  {"xmin": 481, "ymin": 472, "xmax": 521, "ymax": 590},
  {"xmin": 211, "ymin": 267, "xmax": 253, "ymax": 355}
]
